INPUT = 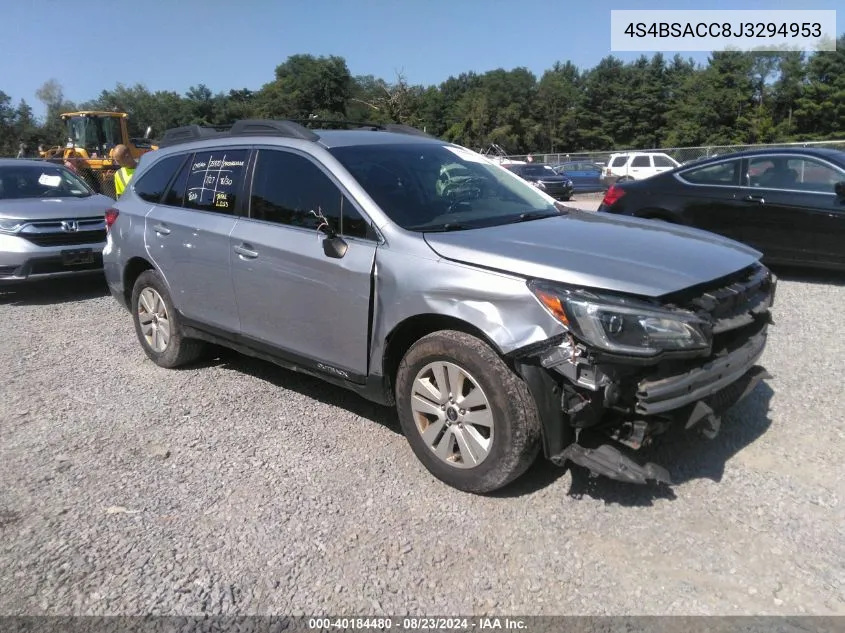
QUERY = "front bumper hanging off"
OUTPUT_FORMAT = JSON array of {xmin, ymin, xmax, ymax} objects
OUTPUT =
[{"xmin": 515, "ymin": 326, "xmax": 772, "ymax": 486}]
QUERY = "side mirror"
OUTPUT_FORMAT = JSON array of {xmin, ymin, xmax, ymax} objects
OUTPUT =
[
  {"xmin": 322, "ymin": 236, "xmax": 348, "ymax": 259},
  {"xmin": 835, "ymin": 181, "xmax": 845, "ymax": 199},
  {"xmin": 144, "ymin": 126, "xmax": 153, "ymax": 139}
]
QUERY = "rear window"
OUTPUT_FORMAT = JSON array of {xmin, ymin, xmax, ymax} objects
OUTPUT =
[
  {"xmin": 0, "ymin": 163, "xmax": 93, "ymax": 199},
  {"xmin": 654, "ymin": 155, "xmax": 677, "ymax": 167}
]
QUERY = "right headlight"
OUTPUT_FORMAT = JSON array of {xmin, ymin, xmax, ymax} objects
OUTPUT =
[{"xmin": 528, "ymin": 280, "xmax": 711, "ymax": 357}]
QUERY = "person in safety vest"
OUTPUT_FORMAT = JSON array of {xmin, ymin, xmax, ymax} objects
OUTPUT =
[{"xmin": 113, "ymin": 145, "xmax": 137, "ymax": 197}]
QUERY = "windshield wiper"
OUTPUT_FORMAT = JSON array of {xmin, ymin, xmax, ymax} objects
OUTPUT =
[
  {"xmin": 510, "ymin": 211, "xmax": 561, "ymax": 223},
  {"xmin": 410, "ymin": 222, "xmax": 475, "ymax": 232}
]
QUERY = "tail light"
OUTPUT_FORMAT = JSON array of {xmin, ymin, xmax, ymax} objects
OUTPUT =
[
  {"xmin": 601, "ymin": 184, "xmax": 626, "ymax": 207},
  {"xmin": 105, "ymin": 208, "xmax": 119, "ymax": 231}
]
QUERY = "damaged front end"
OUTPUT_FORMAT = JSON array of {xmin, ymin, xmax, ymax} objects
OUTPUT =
[{"xmin": 511, "ymin": 263, "xmax": 777, "ymax": 485}]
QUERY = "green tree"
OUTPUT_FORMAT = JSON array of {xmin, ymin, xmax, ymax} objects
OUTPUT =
[{"xmin": 256, "ymin": 54, "xmax": 352, "ymax": 119}]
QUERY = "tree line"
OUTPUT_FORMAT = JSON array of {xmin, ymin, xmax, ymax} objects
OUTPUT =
[{"xmin": 1, "ymin": 35, "xmax": 843, "ymax": 158}]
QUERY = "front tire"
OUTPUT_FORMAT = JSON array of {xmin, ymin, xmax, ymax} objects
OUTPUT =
[
  {"xmin": 130, "ymin": 269, "xmax": 205, "ymax": 368},
  {"xmin": 395, "ymin": 330, "xmax": 542, "ymax": 494}
]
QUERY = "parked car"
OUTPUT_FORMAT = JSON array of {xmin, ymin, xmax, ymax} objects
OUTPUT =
[
  {"xmin": 502, "ymin": 162, "xmax": 574, "ymax": 200},
  {"xmin": 605, "ymin": 152, "xmax": 680, "ymax": 183},
  {"xmin": 552, "ymin": 161, "xmax": 605, "ymax": 193},
  {"xmin": 103, "ymin": 119, "xmax": 776, "ymax": 494},
  {"xmin": 0, "ymin": 159, "xmax": 113, "ymax": 284},
  {"xmin": 597, "ymin": 147, "xmax": 845, "ymax": 270}
]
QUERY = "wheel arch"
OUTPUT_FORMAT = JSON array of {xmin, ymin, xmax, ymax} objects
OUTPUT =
[
  {"xmin": 380, "ymin": 314, "xmax": 505, "ymax": 403},
  {"xmin": 636, "ymin": 208, "xmax": 681, "ymax": 223},
  {"xmin": 122, "ymin": 256, "xmax": 155, "ymax": 307}
]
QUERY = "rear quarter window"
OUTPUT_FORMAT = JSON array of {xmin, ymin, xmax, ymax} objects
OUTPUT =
[
  {"xmin": 133, "ymin": 154, "xmax": 188, "ymax": 203},
  {"xmin": 609, "ymin": 156, "xmax": 628, "ymax": 168}
]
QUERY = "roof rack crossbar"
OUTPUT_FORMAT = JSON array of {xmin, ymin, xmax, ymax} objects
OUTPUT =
[{"xmin": 158, "ymin": 118, "xmax": 434, "ymax": 148}]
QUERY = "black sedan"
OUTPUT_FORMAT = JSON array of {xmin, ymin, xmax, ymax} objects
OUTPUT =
[
  {"xmin": 503, "ymin": 163, "xmax": 574, "ymax": 201},
  {"xmin": 597, "ymin": 147, "xmax": 845, "ymax": 270}
]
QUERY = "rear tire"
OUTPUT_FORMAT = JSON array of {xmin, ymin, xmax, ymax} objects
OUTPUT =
[
  {"xmin": 395, "ymin": 330, "xmax": 542, "ymax": 494},
  {"xmin": 130, "ymin": 269, "xmax": 205, "ymax": 368}
]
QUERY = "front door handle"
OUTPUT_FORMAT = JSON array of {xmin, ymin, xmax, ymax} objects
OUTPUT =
[
  {"xmin": 153, "ymin": 223, "xmax": 171, "ymax": 235},
  {"xmin": 744, "ymin": 194, "xmax": 765, "ymax": 204},
  {"xmin": 233, "ymin": 244, "xmax": 258, "ymax": 259}
]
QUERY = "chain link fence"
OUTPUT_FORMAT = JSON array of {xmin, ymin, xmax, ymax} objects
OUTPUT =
[
  {"xmin": 5, "ymin": 139, "xmax": 845, "ymax": 199},
  {"xmin": 503, "ymin": 139, "xmax": 845, "ymax": 168}
]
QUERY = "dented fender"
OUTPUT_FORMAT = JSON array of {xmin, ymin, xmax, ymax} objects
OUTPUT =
[{"xmin": 369, "ymin": 245, "xmax": 566, "ymax": 373}]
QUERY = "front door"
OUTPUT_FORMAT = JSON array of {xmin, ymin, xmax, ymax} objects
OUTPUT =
[
  {"xmin": 741, "ymin": 154, "xmax": 845, "ymax": 266},
  {"xmin": 230, "ymin": 147, "xmax": 379, "ymax": 381},
  {"xmin": 144, "ymin": 147, "xmax": 250, "ymax": 332}
]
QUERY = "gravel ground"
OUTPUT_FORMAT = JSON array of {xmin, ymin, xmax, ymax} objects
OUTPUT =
[{"xmin": 1, "ymin": 263, "xmax": 844, "ymax": 618}]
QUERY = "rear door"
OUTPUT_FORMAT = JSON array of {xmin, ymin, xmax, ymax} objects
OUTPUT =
[
  {"xmin": 144, "ymin": 147, "xmax": 249, "ymax": 332},
  {"xmin": 230, "ymin": 146, "xmax": 379, "ymax": 380},
  {"xmin": 629, "ymin": 155, "xmax": 651, "ymax": 179},
  {"xmin": 740, "ymin": 154, "xmax": 845, "ymax": 266},
  {"xmin": 673, "ymin": 157, "xmax": 750, "ymax": 243},
  {"xmin": 652, "ymin": 154, "xmax": 679, "ymax": 176}
]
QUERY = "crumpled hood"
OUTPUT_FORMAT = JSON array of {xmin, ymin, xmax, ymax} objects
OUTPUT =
[
  {"xmin": 0, "ymin": 194, "xmax": 114, "ymax": 221},
  {"xmin": 423, "ymin": 210, "xmax": 763, "ymax": 298}
]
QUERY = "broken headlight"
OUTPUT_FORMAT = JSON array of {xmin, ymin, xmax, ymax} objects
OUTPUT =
[{"xmin": 528, "ymin": 281, "xmax": 711, "ymax": 356}]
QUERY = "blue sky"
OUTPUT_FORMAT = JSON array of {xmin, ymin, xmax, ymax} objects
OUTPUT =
[{"xmin": 1, "ymin": 0, "xmax": 839, "ymax": 120}]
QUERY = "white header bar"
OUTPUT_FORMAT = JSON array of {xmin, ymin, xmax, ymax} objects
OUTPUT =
[{"xmin": 610, "ymin": 10, "xmax": 837, "ymax": 52}]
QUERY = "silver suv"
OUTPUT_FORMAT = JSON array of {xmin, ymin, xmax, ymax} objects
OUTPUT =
[{"xmin": 103, "ymin": 119, "xmax": 776, "ymax": 494}]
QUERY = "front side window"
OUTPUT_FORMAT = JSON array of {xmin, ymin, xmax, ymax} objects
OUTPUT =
[
  {"xmin": 328, "ymin": 143, "xmax": 559, "ymax": 231},
  {"xmin": 249, "ymin": 149, "xmax": 372, "ymax": 239},
  {"xmin": 785, "ymin": 157, "xmax": 844, "ymax": 193},
  {"xmin": 184, "ymin": 149, "xmax": 249, "ymax": 214},
  {"xmin": 679, "ymin": 159, "xmax": 741, "ymax": 186},
  {"xmin": 0, "ymin": 164, "xmax": 93, "ymax": 199},
  {"xmin": 133, "ymin": 153, "xmax": 188, "ymax": 203}
]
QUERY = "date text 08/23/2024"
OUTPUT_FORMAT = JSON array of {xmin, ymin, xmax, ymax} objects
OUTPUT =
[{"xmin": 307, "ymin": 617, "xmax": 529, "ymax": 630}]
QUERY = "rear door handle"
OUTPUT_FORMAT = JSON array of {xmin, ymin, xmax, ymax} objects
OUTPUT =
[
  {"xmin": 233, "ymin": 243, "xmax": 258, "ymax": 259},
  {"xmin": 153, "ymin": 223, "xmax": 171, "ymax": 235},
  {"xmin": 744, "ymin": 194, "xmax": 765, "ymax": 204}
]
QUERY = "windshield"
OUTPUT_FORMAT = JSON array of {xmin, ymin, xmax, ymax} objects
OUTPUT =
[
  {"xmin": 518, "ymin": 164, "xmax": 558, "ymax": 177},
  {"xmin": 329, "ymin": 143, "xmax": 559, "ymax": 231},
  {"xmin": 0, "ymin": 164, "xmax": 94, "ymax": 199},
  {"xmin": 66, "ymin": 116, "xmax": 122, "ymax": 155}
]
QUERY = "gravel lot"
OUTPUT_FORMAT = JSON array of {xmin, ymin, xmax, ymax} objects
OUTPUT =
[{"xmin": 1, "ymin": 256, "xmax": 844, "ymax": 617}]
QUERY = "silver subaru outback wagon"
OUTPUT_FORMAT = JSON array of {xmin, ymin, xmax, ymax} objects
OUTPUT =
[{"xmin": 103, "ymin": 119, "xmax": 776, "ymax": 494}]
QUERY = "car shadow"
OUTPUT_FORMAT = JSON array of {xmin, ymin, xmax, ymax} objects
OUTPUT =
[
  {"xmin": 768, "ymin": 264, "xmax": 845, "ymax": 287},
  {"xmin": 0, "ymin": 274, "xmax": 109, "ymax": 306},
  {"xmin": 193, "ymin": 347, "xmax": 403, "ymax": 435},
  {"xmin": 185, "ymin": 347, "xmax": 773, "ymax": 504},
  {"xmin": 494, "ymin": 381, "xmax": 774, "ymax": 505}
]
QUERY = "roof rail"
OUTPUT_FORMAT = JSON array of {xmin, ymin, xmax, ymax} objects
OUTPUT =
[
  {"xmin": 290, "ymin": 118, "xmax": 434, "ymax": 138},
  {"xmin": 158, "ymin": 117, "xmax": 434, "ymax": 148},
  {"xmin": 158, "ymin": 124, "xmax": 229, "ymax": 148},
  {"xmin": 229, "ymin": 119, "xmax": 319, "ymax": 141}
]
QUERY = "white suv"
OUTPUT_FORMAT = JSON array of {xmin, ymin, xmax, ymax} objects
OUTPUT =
[{"xmin": 605, "ymin": 152, "xmax": 680, "ymax": 182}]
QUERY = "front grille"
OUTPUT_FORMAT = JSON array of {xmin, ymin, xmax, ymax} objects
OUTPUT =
[
  {"xmin": 665, "ymin": 263, "xmax": 775, "ymax": 351},
  {"xmin": 17, "ymin": 216, "xmax": 107, "ymax": 248},
  {"xmin": 22, "ymin": 229, "xmax": 106, "ymax": 247}
]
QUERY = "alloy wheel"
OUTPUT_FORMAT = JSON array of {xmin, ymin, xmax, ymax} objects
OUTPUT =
[{"xmin": 409, "ymin": 361, "xmax": 494, "ymax": 468}]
